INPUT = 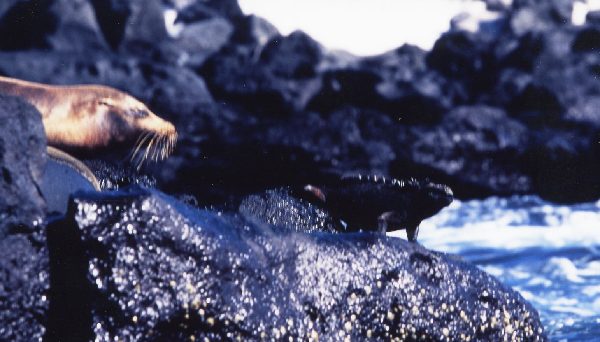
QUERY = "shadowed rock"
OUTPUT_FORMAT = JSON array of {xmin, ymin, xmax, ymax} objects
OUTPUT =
[{"xmin": 0, "ymin": 94, "xmax": 48, "ymax": 341}]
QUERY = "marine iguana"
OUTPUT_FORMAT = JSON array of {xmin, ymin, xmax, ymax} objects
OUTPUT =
[{"xmin": 302, "ymin": 175, "xmax": 453, "ymax": 241}]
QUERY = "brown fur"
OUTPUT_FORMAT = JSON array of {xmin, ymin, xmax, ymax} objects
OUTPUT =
[{"xmin": 0, "ymin": 76, "xmax": 177, "ymax": 165}]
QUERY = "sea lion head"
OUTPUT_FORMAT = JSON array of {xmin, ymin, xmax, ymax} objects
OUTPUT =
[
  {"xmin": 95, "ymin": 89, "xmax": 177, "ymax": 164},
  {"xmin": 49, "ymin": 86, "xmax": 178, "ymax": 168}
]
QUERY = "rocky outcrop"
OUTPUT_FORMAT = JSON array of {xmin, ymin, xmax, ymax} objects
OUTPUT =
[
  {"xmin": 0, "ymin": 95, "xmax": 48, "ymax": 341},
  {"xmin": 46, "ymin": 188, "xmax": 545, "ymax": 341}
]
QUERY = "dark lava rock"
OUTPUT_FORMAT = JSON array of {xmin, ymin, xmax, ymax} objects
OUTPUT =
[
  {"xmin": 427, "ymin": 31, "xmax": 496, "ymax": 100},
  {"xmin": 229, "ymin": 14, "xmax": 280, "ymax": 47},
  {"xmin": 200, "ymin": 32, "xmax": 322, "ymax": 116},
  {"xmin": 572, "ymin": 26, "xmax": 600, "ymax": 52},
  {"xmin": 394, "ymin": 105, "xmax": 531, "ymax": 198},
  {"xmin": 0, "ymin": 235, "xmax": 49, "ymax": 341},
  {"xmin": 89, "ymin": 0, "xmax": 131, "ymax": 49},
  {"xmin": 508, "ymin": 83, "xmax": 565, "ymax": 127},
  {"xmin": 523, "ymin": 129, "xmax": 600, "ymax": 203},
  {"xmin": 510, "ymin": 0, "xmax": 574, "ymax": 36},
  {"xmin": 168, "ymin": 17, "xmax": 234, "ymax": 68},
  {"xmin": 0, "ymin": 0, "xmax": 107, "ymax": 52},
  {"xmin": 47, "ymin": 188, "xmax": 546, "ymax": 341},
  {"xmin": 84, "ymin": 160, "xmax": 157, "ymax": 190},
  {"xmin": 239, "ymin": 187, "xmax": 339, "ymax": 234},
  {"xmin": 174, "ymin": 0, "xmax": 244, "ymax": 22},
  {"xmin": 0, "ymin": 95, "xmax": 46, "ymax": 235},
  {"xmin": 95, "ymin": 0, "xmax": 168, "ymax": 51},
  {"xmin": 310, "ymin": 45, "xmax": 453, "ymax": 125},
  {"xmin": 0, "ymin": 95, "xmax": 48, "ymax": 341},
  {"xmin": 259, "ymin": 31, "xmax": 323, "ymax": 79},
  {"xmin": 587, "ymin": 10, "xmax": 600, "ymax": 25},
  {"xmin": 308, "ymin": 68, "xmax": 382, "ymax": 114}
]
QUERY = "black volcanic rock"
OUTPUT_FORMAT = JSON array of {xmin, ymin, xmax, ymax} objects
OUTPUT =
[
  {"xmin": 169, "ymin": 17, "xmax": 234, "ymax": 68},
  {"xmin": 46, "ymin": 0, "xmax": 108, "ymax": 52},
  {"xmin": 90, "ymin": 0, "xmax": 131, "ymax": 49},
  {"xmin": 200, "ymin": 40, "xmax": 321, "ymax": 116},
  {"xmin": 512, "ymin": 0, "xmax": 574, "ymax": 24},
  {"xmin": 308, "ymin": 68, "xmax": 382, "ymax": 113},
  {"xmin": 0, "ymin": 0, "xmax": 55, "ymax": 50},
  {"xmin": 587, "ymin": 10, "xmax": 600, "ymax": 24},
  {"xmin": 239, "ymin": 187, "xmax": 339, "ymax": 234},
  {"xmin": 572, "ymin": 26, "xmax": 600, "ymax": 52},
  {"xmin": 0, "ymin": 0, "xmax": 107, "ymax": 52},
  {"xmin": 0, "ymin": 95, "xmax": 46, "ymax": 235},
  {"xmin": 0, "ymin": 95, "xmax": 48, "ymax": 341},
  {"xmin": 84, "ymin": 160, "xmax": 157, "ymax": 190},
  {"xmin": 174, "ymin": 0, "xmax": 243, "ymax": 22},
  {"xmin": 46, "ymin": 188, "xmax": 546, "ymax": 341},
  {"xmin": 230, "ymin": 14, "xmax": 280, "ymax": 47},
  {"xmin": 259, "ymin": 31, "xmax": 323, "ymax": 79},
  {"xmin": 0, "ymin": 235, "xmax": 49, "ymax": 341},
  {"xmin": 309, "ymin": 45, "xmax": 452, "ymax": 124},
  {"xmin": 523, "ymin": 129, "xmax": 600, "ymax": 203},
  {"xmin": 394, "ymin": 105, "xmax": 531, "ymax": 198},
  {"xmin": 427, "ymin": 31, "xmax": 497, "ymax": 101},
  {"xmin": 508, "ymin": 83, "xmax": 564, "ymax": 127},
  {"xmin": 510, "ymin": 0, "xmax": 574, "ymax": 36}
]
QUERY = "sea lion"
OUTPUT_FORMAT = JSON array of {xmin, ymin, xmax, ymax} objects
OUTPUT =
[
  {"xmin": 0, "ymin": 76, "xmax": 177, "ymax": 167},
  {"xmin": 303, "ymin": 175, "xmax": 454, "ymax": 242}
]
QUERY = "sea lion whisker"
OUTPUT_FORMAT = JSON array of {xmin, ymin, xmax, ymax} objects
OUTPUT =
[
  {"xmin": 130, "ymin": 131, "xmax": 152, "ymax": 162},
  {"xmin": 156, "ymin": 134, "xmax": 166, "ymax": 161},
  {"xmin": 152, "ymin": 135, "xmax": 162, "ymax": 162},
  {"xmin": 136, "ymin": 133, "xmax": 157, "ymax": 170},
  {"xmin": 143, "ymin": 133, "xmax": 158, "ymax": 162},
  {"xmin": 160, "ymin": 134, "xmax": 168, "ymax": 160},
  {"xmin": 129, "ymin": 134, "xmax": 147, "ymax": 162},
  {"xmin": 159, "ymin": 135, "xmax": 167, "ymax": 160},
  {"xmin": 169, "ymin": 133, "xmax": 177, "ymax": 154}
]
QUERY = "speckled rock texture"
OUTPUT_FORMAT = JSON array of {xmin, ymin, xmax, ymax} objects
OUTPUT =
[
  {"xmin": 239, "ymin": 187, "xmax": 340, "ymax": 234},
  {"xmin": 46, "ymin": 188, "xmax": 545, "ymax": 341},
  {"xmin": 0, "ymin": 95, "xmax": 49, "ymax": 341}
]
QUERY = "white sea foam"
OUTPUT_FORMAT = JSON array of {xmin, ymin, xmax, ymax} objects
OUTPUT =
[{"xmin": 390, "ymin": 196, "xmax": 600, "ymax": 253}]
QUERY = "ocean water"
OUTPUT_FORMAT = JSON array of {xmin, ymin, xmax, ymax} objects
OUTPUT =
[{"xmin": 389, "ymin": 196, "xmax": 600, "ymax": 341}]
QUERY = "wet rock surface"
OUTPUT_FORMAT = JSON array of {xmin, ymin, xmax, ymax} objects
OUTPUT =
[
  {"xmin": 46, "ymin": 188, "xmax": 544, "ymax": 341},
  {"xmin": 0, "ymin": 95, "xmax": 48, "ymax": 341},
  {"xmin": 239, "ymin": 187, "xmax": 340, "ymax": 234}
]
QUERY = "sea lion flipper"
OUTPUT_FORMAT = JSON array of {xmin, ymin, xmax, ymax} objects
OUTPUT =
[{"xmin": 47, "ymin": 146, "xmax": 101, "ymax": 190}]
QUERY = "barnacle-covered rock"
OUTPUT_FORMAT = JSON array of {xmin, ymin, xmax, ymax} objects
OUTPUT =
[{"xmin": 46, "ymin": 187, "xmax": 545, "ymax": 341}]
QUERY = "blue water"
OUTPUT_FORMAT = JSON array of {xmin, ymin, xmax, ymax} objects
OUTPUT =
[{"xmin": 389, "ymin": 196, "xmax": 600, "ymax": 341}]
